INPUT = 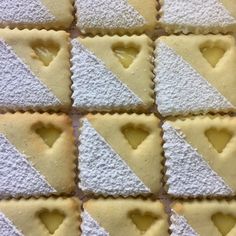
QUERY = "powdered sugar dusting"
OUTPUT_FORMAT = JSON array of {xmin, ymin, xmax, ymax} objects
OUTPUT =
[
  {"xmin": 0, "ymin": 0, "xmax": 55, "ymax": 25},
  {"xmin": 163, "ymin": 122, "xmax": 233, "ymax": 197},
  {"xmin": 71, "ymin": 39, "xmax": 143, "ymax": 110},
  {"xmin": 170, "ymin": 210, "xmax": 199, "ymax": 236},
  {"xmin": 0, "ymin": 133, "xmax": 56, "ymax": 198},
  {"xmin": 81, "ymin": 210, "xmax": 109, "ymax": 236},
  {"xmin": 75, "ymin": 0, "xmax": 146, "ymax": 31},
  {"xmin": 160, "ymin": 0, "xmax": 236, "ymax": 27},
  {"xmin": 0, "ymin": 212, "xmax": 23, "ymax": 236},
  {"xmin": 0, "ymin": 39, "xmax": 61, "ymax": 110},
  {"xmin": 79, "ymin": 119, "xmax": 150, "ymax": 196},
  {"xmin": 154, "ymin": 41, "xmax": 234, "ymax": 116}
]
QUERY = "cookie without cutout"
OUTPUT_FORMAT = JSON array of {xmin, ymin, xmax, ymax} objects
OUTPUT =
[
  {"xmin": 71, "ymin": 35, "xmax": 154, "ymax": 112},
  {"xmin": 75, "ymin": 0, "xmax": 157, "ymax": 34},
  {"xmin": 78, "ymin": 113, "xmax": 162, "ymax": 196},
  {"xmin": 82, "ymin": 199, "xmax": 168, "ymax": 236},
  {"xmin": 0, "ymin": 198, "xmax": 80, "ymax": 236},
  {"xmin": 0, "ymin": 28, "xmax": 71, "ymax": 111},
  {"xmin": 171, "ymin": 201, "xmax": 236, "ymax": 236},
  {"xmin": 163, "ymin": 116, "xmax": 236, "ymax": 198},
  {"xmin": 0, "ymin": 0, "xmax": 74, "ymax": 29},
  {"xmin": 0, "ymin": 113, "xmax": 76, "ymax": 198},
  {"xmin": 159, "ymin": 0, "xmax": 236, "ymax": 34},
  {"xmin": 155, "ymin": 35, "xmax": 236, "ymax": 116}
]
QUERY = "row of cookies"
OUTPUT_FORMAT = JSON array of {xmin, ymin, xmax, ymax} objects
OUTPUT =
[
  {"xmin": 1, "ymin": 0, "xmax": 236, "ymax": 35},
  {"xmin": 0, "ymin": 112, "xmax": 235, "ymax": 199},
  {"xmin": 1, "ymin": 28, "xmax": 235, "ymax": 116},
  {"xmin": 1, "ymin": 197, "xmax": 236, "ymax": 236}
]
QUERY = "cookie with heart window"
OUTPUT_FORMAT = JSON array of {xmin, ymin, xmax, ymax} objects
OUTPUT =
[
  {"xmin": 81, "ymin": 198, "xmax": 168, "ymax": 236},
  {"xmin": 0, "ymin": 112, "xmax": 76, "ymax": 198},
  {"xmin": 0, "ymin": 198, "xmax": 80, "ymax": 236},
  {"xmin": 0, "ymin": 28, "xmax": 71, "ymax": 112},
  {"xmin": 71, "ymin": 35, "xmax": 154, "ymax": 112}
]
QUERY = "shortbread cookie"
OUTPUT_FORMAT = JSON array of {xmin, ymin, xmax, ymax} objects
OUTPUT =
[
  {"xmin": 71, "ymin": 35, "xmax": 154, "ymax": 111},
  {"xmin": 163, "ymin": 116, "xmax": 236, "ymax": 198},
  {"xmin": 0, "ymin": 113, "xmax": 76, "ymax": 198},
  {"xmin": 159, "ymin": 0, "xmax": 236, "ymax": 34},
  {"xmin": 0, "ymin": 28, "xmax": 71, "ymax": 111},
  {"xmin": 78, "ymin": 114, "xmax": 162, "ymax": 196},
  {"xmin": 171, "ymin": 201, "xmax": 236, "ymax": 236},
  {"xmin": 75, "ymin": 0, "xmax": 157, "ymax": 34},
  {"xmin": 155, "ymin": 35, "xmax": 236, "ymax": 116},
  {"xmin": 82, "ymin": 199, "xmax": 168, "ymax": 236},
  {"xmin": 0, "ymin": 198, "xmax": 80, "ymax": 236},
  {"xmin": 0, "ymin": 0, "xmax": 74, "ymax": 29}
]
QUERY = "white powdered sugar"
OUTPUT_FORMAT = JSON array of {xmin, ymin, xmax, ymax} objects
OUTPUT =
[
  {"xmin": 170, "ymin": 210, "xmax": 199, "ymax": 236},
  {"xmin": 0, "ymin": 0, "xmax": 55, "ymax": 25},
  {"xmin": 0, "ymin": 39, "xmax": 61, "ymax": 110},
  {"xmin": 71, "ymin": 39, "xmax": 143, "ymax": 110},
  {"xmin": 0, "ymin": 133, "xmax": 56, "ymax": 198},
  {"xmin": 75, "ymin": 0, "xmax": 146, "ymax": 30},
  {"xmin": 162, "ymin": 122, "xmax": 233, "ymax": 197},
  {"xmin": 81, "ymin": 211, "xmax": 109, "ymax": 236},
  {"xmin": 154, "ymin": 41, "xmax": 234, "ymax": 116},
  {"xmin": 79, "ymin": 119, "xmax": 150, "ymax": 196},
  {"xmin": 160, "ymin": 0, "xmax": 236, "ymax": 27}
]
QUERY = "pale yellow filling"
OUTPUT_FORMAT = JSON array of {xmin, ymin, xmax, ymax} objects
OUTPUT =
[
  {"xmin": 212, "ymin": 213, "xmax": 236, "ymax": 235},
  {"xmin": 205, "ymin": 128, "xmax": 232, "ymax": 153}
]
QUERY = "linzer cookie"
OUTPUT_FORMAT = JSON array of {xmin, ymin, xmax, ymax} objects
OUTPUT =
[
  {"xmin": 154, "ymin": 35, "xmax": 236, "ymax": 116},
  {"xmin": 75, "ymin": 0, "xmax": 157, "ymax": 34},
  {"xmin": 82, "ymin": 199, "xmax": 168, "ymax": 236},
  {"xmin": 163, "ymin": 116, "xmax": 236, "ymax": 198},
  {"xmin": 0, "ymin": 0, "xmax": 74, "ymax": 29},
  {"xmin": 159, "ymin": 0, "xmax": 236, "ymax": 34},
  {"xmin": 0, "ymin": 198, "xmax": 80, "ymax": 236},
  {"xmin": 0, "ymin": 113, "xmax": 76, "ymax": 198},
  {"xmin": 78, "ymin": 114, "xmax": 163, "ymax": 196},
  {"xmin": 0, "ymin": 28, "xmax": 71, "ymax": 111},
  {"xmin": 71, "ymin": 35, "xmax": 154, "ymax": 111}
]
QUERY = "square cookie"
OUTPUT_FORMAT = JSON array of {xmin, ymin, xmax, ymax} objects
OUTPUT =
[
  {"xmin": 75, "ymin": 0, "xmax": 157, "ymax": 34},
  {"xmin": 155, "ymin": 35, "xmax": 236, "ymax": 116},
  {"xmin": 0, "ymin": 198, "xmax": 80, "ymax": 236},
  {"xmin": 0, "ymin": 0, "xmax": 74, "ymax": 29},
  {"xmin": 0, "ymin": 113, "xmax": 76, "ymax": 198},
  {"xmin": 82, "ymin": 199, "xmax": 168, "ymax": 236},
  {"xmin": 78, "ymin": 114, "xmax": 162, "ymax": 196},
  {"xmin": 159, "ymin": 0, "xmax": 236, "ymax": 34},
  {"xmin": 163, "ymin": 116, "xmax": 236, "ymax": 198},
  {"xmin": 0, "ymin": 28, "xmax": 71, "ymax": 111},
  {"xmin": 171, "ymin": 201, "xmax": 236, "ymax": 236},
  {"xmin": 71, "ymin": 35, "xmax": 154, "ymax": 111}
]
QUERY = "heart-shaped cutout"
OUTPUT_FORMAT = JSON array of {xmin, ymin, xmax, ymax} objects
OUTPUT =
[
  {"xmin": 38, "ymin": 210, "xmax": 65, "ymax": 234},
  {"xmin": 212, "ymin": 213, "xmax": 236, "ymax": 235},
  {"xmin": 121, "ymin": 125, "xmax": 149, "ymax": 149},
  {"xmin": 129, "ymin": 210, "xmax": 158, "ymax": 233},
  {"xmin": 205, "ymin": 128, "xmax": 232, "ymax": 153},
  {"xmin": 32, "ymin": 40, "xmax": 59, "ymax": 66},
  {"xmin": 35, "ymin": 124, "xmax": 62, "ymax": 148},
  {"xmin": 112, "ymin": 43, "xmax": 140, "ymax": 69}
]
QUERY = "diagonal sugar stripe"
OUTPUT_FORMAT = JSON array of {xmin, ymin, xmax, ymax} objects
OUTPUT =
[
  {"xmin": 71, "ymin": 39, "xmax": 143, "ymax": 110},
  {"xmin": 0, "ymin": 39, "xmax": 61, "ymax": 109},
  {"xmin": 79, "ymin": 119, "xmax": 150, "ymax": 196},
  {"xmin": 155, "ymin": 41, "xmax": 234, "ymax": 116},
  {"xmin": 162, "ymin": 122, "xmax": 233, "ymax": 197},
  {"xmin": 81, "ymin": 210, "xmax": 109, "ymax": 236},
  {"xmin": 160, "ymin": 0, "xmax": 236, "ymax": 27},
  {"xmin": 0, "ymin": 133, "xmax": 56, "ymax": 198},
  {"xmin": 0, "ymin": 212, "xmax": 23, "ymax": 236},
  {"xmin": 0, "ymin": 0, "xmax": 55, "ymax": 24},
  {"xmin": 75, "ymin": 0, "xmax": 146, "ymax": 30}
]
